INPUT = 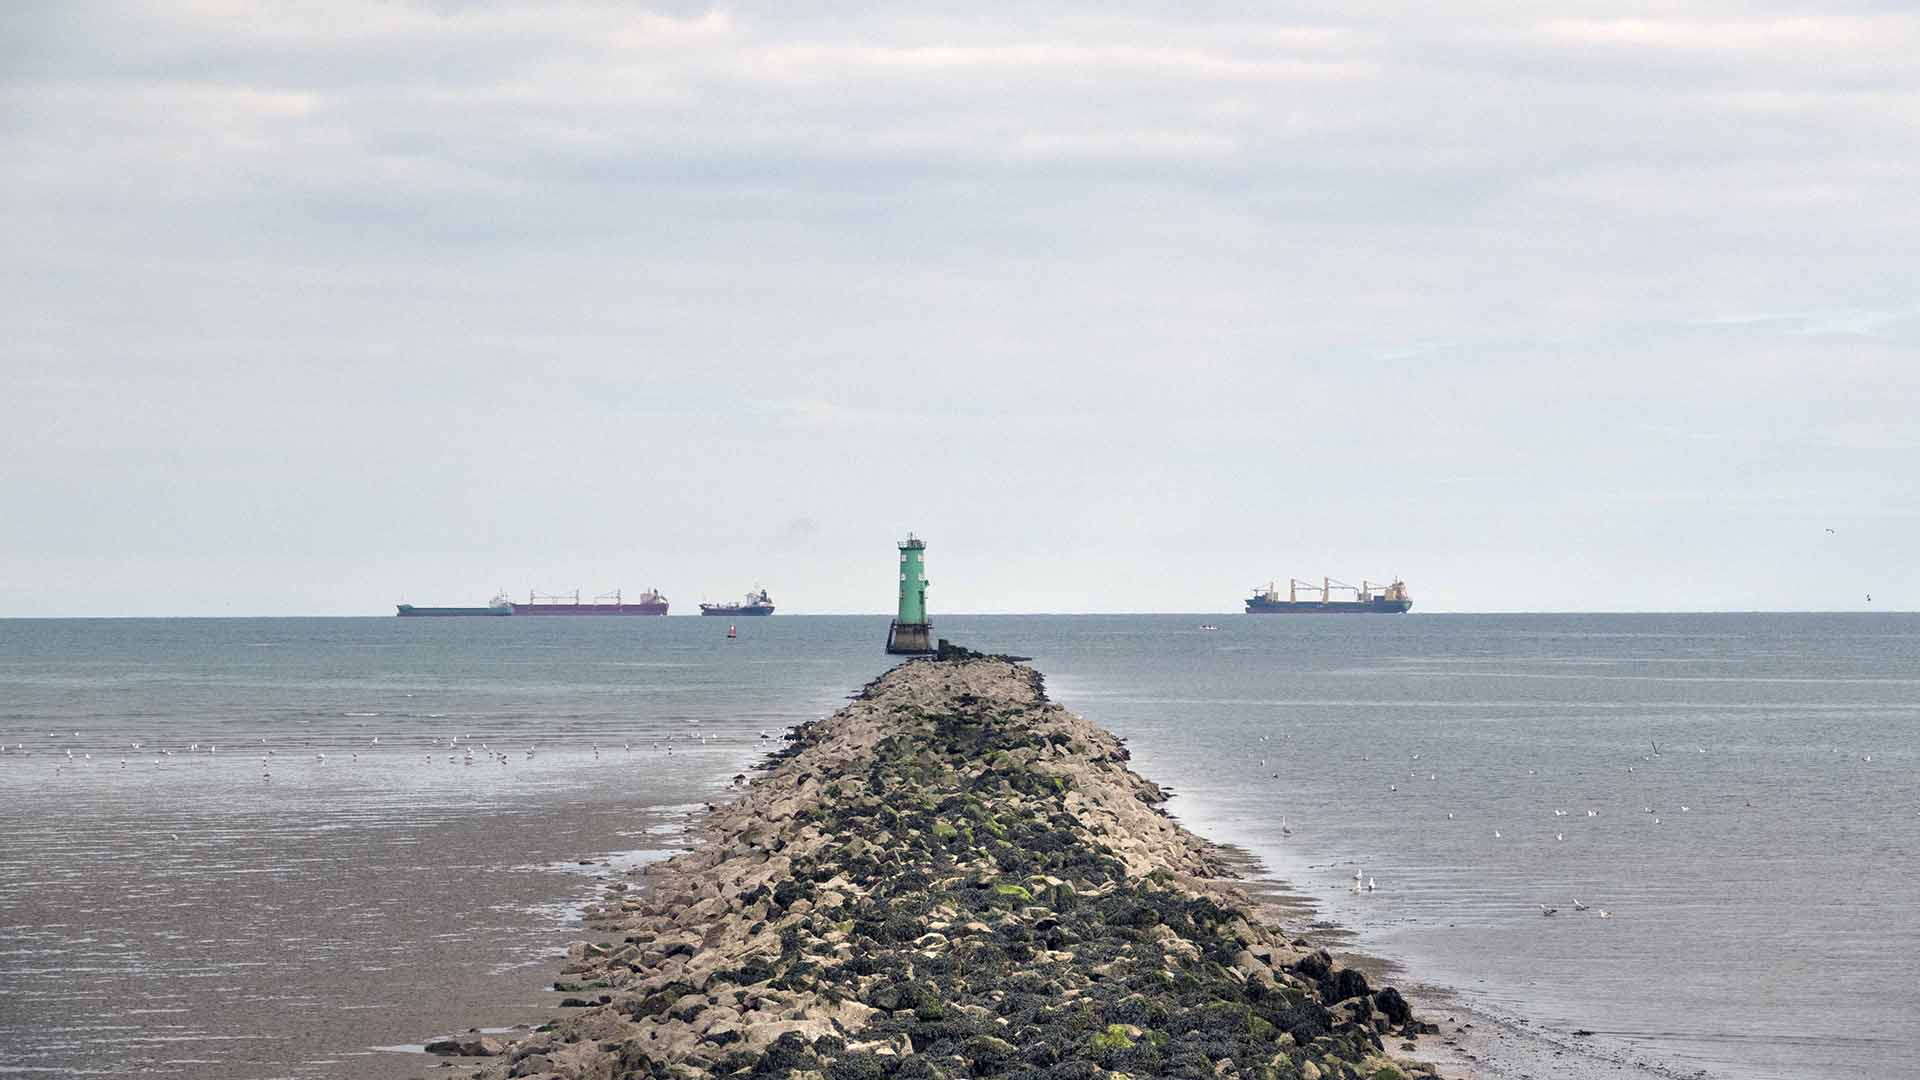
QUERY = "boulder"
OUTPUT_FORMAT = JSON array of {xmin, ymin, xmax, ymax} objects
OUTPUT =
[
  {"xmin": 1324, "ymin": 968, "xmax": 1370, "ymax": 1003},
  {"xmin": 1373, "ymin": 986, "xmax": 1412, "ymax": 1026}
]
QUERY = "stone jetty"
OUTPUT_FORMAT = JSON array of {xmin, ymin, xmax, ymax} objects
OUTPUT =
[{"xmin": 481, "ymin": 656, "xmax": 1443, "ymax": 1080}]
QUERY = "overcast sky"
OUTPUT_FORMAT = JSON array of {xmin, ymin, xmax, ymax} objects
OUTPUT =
[{"xmin": 3, "ymin": 2, "xmax": 1916, "ymax": 615}]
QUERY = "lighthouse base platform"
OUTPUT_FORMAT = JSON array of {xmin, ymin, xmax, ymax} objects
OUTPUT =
[{"xmin": 886, "ymin": 621, "xmax": 935, "ymax": 655}]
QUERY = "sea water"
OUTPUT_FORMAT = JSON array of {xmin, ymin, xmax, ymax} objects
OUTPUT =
[{"xmin": 0, "ymin": 614, "xmax": 1913, "ymax": 1079}]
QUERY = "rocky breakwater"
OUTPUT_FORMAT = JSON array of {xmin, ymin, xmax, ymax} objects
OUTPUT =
[{"xmin": 490, "ymin": 657, "xmax": 1444, "ymax": 1080}]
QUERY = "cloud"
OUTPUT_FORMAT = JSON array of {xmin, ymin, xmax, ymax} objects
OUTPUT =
[{"xmin": 1, "ymin": 2, "xmax": 1917, "ymax": 613}]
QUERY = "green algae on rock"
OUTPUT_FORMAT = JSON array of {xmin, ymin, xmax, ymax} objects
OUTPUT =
[{"xmin": 485, "ymin": 657, "xmax": 1446, "ymax": 1080}]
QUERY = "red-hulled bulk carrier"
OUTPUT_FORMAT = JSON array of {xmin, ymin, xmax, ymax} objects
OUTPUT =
[{"xmin": 510, "ymin": 588, "xmax": 669, "ymax": 615}]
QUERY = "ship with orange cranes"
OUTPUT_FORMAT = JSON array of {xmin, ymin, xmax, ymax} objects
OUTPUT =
[{"xmin": 1246, "ymin": 577, "xmax": 1412, "ymax": 614}]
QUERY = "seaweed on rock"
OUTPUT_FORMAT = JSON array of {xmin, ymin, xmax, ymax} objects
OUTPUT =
[{"xmin": 479, "ymin": 658, "xmax": 1442, "ymax": 1080}]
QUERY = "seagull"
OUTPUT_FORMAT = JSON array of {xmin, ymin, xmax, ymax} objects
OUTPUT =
[
  {"xmin": 1365, "ymin": 877, "xmax": 1376, "ymax": 893},
  {"xmin": 1556, "ymin": 832, "xmax": 1564, "ymax": 841},
  {"xmin": 1572, "ymin": 899, "xmax": 1589, "ymax": 911},
  {"xmin": 1493, "ymin": 829, "xmax": 1502, "ymax": 838},
  {"xmin": 1598, "ymin": 909, "xmax": 1613, "ymax": 919},
  {"xmin": 1279, "ymin": 817, "xmax": 1292, "ymax": 836},
  {"xmin": 1446, "ymin": 812, "xmax": 1454, "ymax": 820},
  {"xmin": 1587, "ymin": 809, "xmax": 1598, "ymax": 817},
  {"xmin": 1540, "ymin": 904, "xmax": 1558, "ymax": 916}
]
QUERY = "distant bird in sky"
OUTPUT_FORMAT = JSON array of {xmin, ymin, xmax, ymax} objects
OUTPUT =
[{"xmin": 1826, "ymin": 528, "xmax": 1836, "ymax": 533}]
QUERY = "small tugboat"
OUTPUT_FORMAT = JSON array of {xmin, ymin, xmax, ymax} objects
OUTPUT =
[{"xmin": 700, "ymin": 587, "xmax": 775, "ymax": 616}]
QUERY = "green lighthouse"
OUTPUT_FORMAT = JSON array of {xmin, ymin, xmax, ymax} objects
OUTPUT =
[{"xmin": 886, "ymin": 533, "xmax": 935, "ymax": 654}]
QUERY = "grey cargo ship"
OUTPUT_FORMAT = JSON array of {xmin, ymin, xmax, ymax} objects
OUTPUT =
[{"xmin": 1246, "ymin": 578, "xmax": 1412, "ymax": 614}]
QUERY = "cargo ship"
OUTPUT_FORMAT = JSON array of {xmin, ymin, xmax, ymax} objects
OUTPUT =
[
  {"xmin": 510, "ymin": 588, "xmax": 669, "ymax": 615},
  {"xmin": 699, "ymin": 587, "xmax": 775, "ymax": 616},
  {"xmin": 1246, "ymin": 578, "xmax": 1412, "ymax": 614},
  {"xmin": 396, "ymin": 593, "xmax": 513, "ymax": 617}
]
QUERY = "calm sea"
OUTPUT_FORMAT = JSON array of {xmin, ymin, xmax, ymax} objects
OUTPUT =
[{"xmin": 0, "ymin": 614, "xmax": 1913, "ymax": 1079}]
